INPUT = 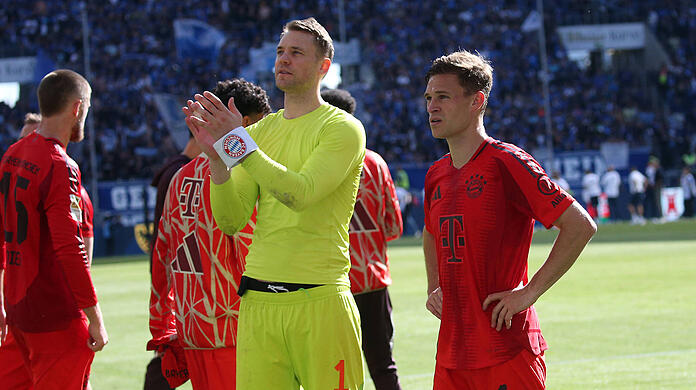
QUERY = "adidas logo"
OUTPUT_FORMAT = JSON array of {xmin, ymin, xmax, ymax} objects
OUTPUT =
[{"xmin": 431, "ymin": 186, "xmax": 441, "ymax": 202}]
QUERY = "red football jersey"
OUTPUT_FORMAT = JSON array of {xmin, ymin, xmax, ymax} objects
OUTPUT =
[
  {"xmin": 149, "ymin": 156, "xmax": 253, "ymax": 349},
  {"xmin": 0, "ymin": 133, "xmax": 96, "ymax": 333},
  {"xmin": 349, "ymin": 149, "xmax": 402, "ymax": 294},
  {"xmin": 424, "ymin": 137, "xmax": 574, "ymax": 370},
  {"xmin": 80, "ymin": 185, "xmax": 93, "ymax": 238}
]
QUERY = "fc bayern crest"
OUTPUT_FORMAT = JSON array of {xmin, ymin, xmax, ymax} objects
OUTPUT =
[
  {"xmin": 223, "ymin": 134, "xmax": 246, "ymax": 158},
  {"xmin": 465, "ymin": 174, "xmax": 486, "ymax": 198},
  {"xmin": 537, "ymin": 175, "xmax": 559, "ymax": 195}
]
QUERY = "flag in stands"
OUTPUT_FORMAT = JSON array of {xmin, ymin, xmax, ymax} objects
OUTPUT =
[{"xmin": 173, "ymin": 19, "xmax": 226, "ymax": 61}]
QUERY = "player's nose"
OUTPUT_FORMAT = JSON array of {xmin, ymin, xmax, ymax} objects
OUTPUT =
[
  {"xmin": 277, "ymin": 52, "xmax": 291, "ymax": 64},
  {"xmin": 427, "ymin": 102, "xmax": 439, "ymax": 113}
]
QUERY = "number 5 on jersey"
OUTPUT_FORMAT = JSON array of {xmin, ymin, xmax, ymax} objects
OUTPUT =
[{"xmin": 0, "ymin": 172, "xmax": 30, "ymax": 245}]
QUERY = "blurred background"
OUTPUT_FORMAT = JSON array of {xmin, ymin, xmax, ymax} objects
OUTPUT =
[{"xmin": 0, "ymin": 0, "xmax": 694, "ymax": 256}]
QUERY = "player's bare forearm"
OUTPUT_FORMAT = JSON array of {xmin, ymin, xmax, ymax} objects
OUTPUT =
[
  {"xmin": 85, "ymin": 236, "xmax": 94, "ymax": 267},
  {"xmin": 83, "ymin": 303, "xmax": 109, "ymax": 352},
  {"xmin": 423, "ymin": 228, "xmax": 439, "ymax": 294},
  {"xmin": 424, "ymin": 229, "xmax": 443, "ymax": 319},
  {"xmin": 208, "ymin": 158, "xmax": 231, "ymax": 185},
  {"xmin": 526, "ymin": 201, "xmax": 596, "ymax": 301},
  {"xmin": 483, "ymin": 201, "xmax": 596, "ymax": 331},
  {"xmin": 83, "ymin": 303, "xmax": 104, "ymax": 326}
]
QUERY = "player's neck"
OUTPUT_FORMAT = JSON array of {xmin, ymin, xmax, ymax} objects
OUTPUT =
[
  {"xmin": 447, "ymin": 123, "xmax": 487, "ymax": 169},
  {"xmin": 36, "ymin": 116, "xmax": 71, "ymax": 150},
  {"xmin": 282, "ymin": 88, "xmax": 322, "ymax": 120}
]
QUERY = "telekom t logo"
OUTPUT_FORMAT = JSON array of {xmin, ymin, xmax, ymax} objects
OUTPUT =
[
  {"xmin": 439, "ymin": 215, "xmax": 465, "ymax": 263},
  {"xmin": 179, "ymin": 178, "xmax": 204, "ymax": 218}
]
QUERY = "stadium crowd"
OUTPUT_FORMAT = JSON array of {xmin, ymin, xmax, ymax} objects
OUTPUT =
[{"xmin": 0, "ymin": 0, "xmax": 694, "ymax": 183}]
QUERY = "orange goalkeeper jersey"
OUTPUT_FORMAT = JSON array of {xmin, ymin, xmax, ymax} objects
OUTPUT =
[
  {"xmin": 149, "ymin": 155, "xmax": 254, "ymax": 349},
  {"xmin": 348, "ymin": 149, "xmax": 402, "ymax": 294}
]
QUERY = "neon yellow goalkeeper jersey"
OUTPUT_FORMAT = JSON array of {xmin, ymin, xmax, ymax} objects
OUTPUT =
[{"xmin": 210, "ymin": 103, "xmax": 365, "ymax": 287}]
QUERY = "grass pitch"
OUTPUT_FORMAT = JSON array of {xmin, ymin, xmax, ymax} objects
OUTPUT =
[{"xmin": 89, "ymin": 220, "xmax": 696, "ymax": 389}]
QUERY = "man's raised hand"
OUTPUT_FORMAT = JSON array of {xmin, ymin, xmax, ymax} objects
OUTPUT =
[
  {"xmin": 182, "ymin": 91, "xmax": 244, "ymax": 158},
  {"xmin": 482, "ymin": 283, "xmax": 536, "ymax": 332}
]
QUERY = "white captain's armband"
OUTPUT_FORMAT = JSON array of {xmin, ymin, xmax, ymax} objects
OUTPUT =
[{"xmin": 212, "ymin": 126, "xmax": 259, "ymax": 168}]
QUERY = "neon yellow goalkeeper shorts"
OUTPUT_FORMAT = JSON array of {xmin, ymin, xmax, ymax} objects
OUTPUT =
[{"xmin": 236, "ymin": 284, "xmax": 364, "ymax": 390}]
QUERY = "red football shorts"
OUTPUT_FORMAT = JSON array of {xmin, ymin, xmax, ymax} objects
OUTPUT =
[
  {"xmin": 0, "ymin": 330, "xmax": 33, "ymax": 389},
  {"xmin": 1, "ymin": 317, "xmax": 94, "ymax": 389},
  {"xmin": 184, "ymin": 347, "xmax": 236, "ymax": 390},
  {"xmin": 434, "ymin": 349, "xmax": 546, "ymax": 390}
]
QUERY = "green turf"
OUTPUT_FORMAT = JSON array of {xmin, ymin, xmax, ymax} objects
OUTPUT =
[{"xmin": 90, "ymin": 219, "xmax": 696, "ymax": 389}]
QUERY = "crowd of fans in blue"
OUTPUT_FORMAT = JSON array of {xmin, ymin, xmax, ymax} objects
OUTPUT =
[{"xmin": 1, "ymin": 0, "xmax": 694, "ymax": 184}]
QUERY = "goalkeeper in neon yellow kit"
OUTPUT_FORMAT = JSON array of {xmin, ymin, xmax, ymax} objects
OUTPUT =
[{"xmin": 183, "ymin": 17, "xmax": 366, "ymax": 390}]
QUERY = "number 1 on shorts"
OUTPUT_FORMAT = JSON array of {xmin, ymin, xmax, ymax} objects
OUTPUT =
[{"xmin": 334, "ymin": 360, "xmax": 347, "ymax": 390}]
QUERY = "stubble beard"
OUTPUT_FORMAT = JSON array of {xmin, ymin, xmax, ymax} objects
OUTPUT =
[
  {"xmin": 275, "ymin": 74, "xmax": 296, "ymax": 93},
  {"xmin": 275, "ymin": 71, "xmax": 317, "ymax": 95},
  {"xmin": 70, "ymin": 120, "xmax": 84, "ymax": 143}
]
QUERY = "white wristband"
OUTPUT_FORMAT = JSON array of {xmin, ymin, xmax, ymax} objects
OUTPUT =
[{"xmin": 212, "ymin": 126, "xmax": 258, "ymax": 168}]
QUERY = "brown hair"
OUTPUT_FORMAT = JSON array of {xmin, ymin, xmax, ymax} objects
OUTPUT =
[
  {"xmin": 37, "ymin": 69, "xmax": 90, "ymax": 117},
  {"xmin": 281, "ymin": 17, "xmax": 334, "ymax": 60},
  {"xmin": 425, "ymin": 50, "xmax": 493, "ymax": 109}
]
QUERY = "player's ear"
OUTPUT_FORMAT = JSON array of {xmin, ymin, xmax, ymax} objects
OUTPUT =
[
  {"xmin": 472, "ymin": 91, "xmax": 485, "ymax": 111},
  {"xmin": 241, "ymin": 115, "xmax": 251, "ymax": 127},
  {"xmin": 319, "ymin": 58, "xmax": 331, "ymax": 75},
  {"xmin": 72, "ymin": 99, "xmax": 83, "ymax": 117}
]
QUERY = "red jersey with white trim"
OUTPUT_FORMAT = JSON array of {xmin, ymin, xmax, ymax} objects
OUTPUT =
[
  {"xmin": 349, "ymin": 149, "xmax": 402, "ymax": 294},
  {"xmin": 0, "ymin": 132, "xmax": 96, "ymax": 333},
  {"xmin": 424, "ymin": 137, "xmax": 574, "ymax": 370},
  {"xmin": 149, "ymin": 155, "xmax": 253, "ymax": 349},
  {"xmin": 80, "ymin": 186, "xmax": 93, "ymax": 238}
]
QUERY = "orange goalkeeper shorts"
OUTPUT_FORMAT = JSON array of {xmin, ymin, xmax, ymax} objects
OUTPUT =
[{"xmin": 184, "ymin": 347, "xmax": 236, "ymax": 390}]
